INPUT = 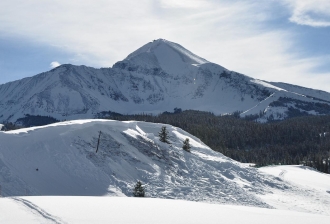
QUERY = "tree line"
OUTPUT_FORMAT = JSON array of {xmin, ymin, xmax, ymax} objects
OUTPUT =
[
  {"xmin": 3, "ymin": 109, "xmax": 329, "ymax": 173},
  {"xmin": 106, "ymin": 110, "xmax": 330, "ymax": 173}
]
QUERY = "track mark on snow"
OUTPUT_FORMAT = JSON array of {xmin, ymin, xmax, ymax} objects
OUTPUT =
[
  {"xmin": 279, "ymin": 170, "xmax": 287, "ymax": 178},
  {"xmin": 12, "ymin": 198, "xmax": 66, "ymax": 224}
]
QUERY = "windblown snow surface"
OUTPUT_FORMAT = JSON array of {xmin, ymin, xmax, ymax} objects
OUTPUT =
[
  {"xmin": 0, "ymin": 120, "xmax": 329, "ymax": 223},
  {"xmin": 0, "ymin": 197, "xmax": 329, "ymax": 224}
]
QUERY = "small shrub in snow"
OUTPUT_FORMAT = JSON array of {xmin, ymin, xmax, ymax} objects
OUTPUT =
[
  {"xmin": 182, "ymin": 138, "xmax": 191, "ymax": 152},
  {"xmin": 133, "ymin": 181, "xmax": 145, "ymax": 197}
]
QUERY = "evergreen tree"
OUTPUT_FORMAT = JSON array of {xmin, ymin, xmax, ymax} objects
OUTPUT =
[
  {"xmin": 159, "ymin": 126, "xmax": 170, "ymax": 143},
  {"xmin": 182, "ymin": 138, "xmax": 191, "ymax": 152},
  {"xmin": 133, "ymin": 181, "xmax": 145, "ymax": 197}
]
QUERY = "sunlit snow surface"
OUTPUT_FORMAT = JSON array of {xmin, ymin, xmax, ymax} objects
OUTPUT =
[
  {"xmin": 0, "ymin": 197, "xmax": 329, "ymax": 224},
  {"xmin": 259, "ymin": 165, "xmax": 330, "ymax": 215},
  {"xmin": 0, "ymin": 120, "xmax": 271, "ymax": 207},
  {"xmin": 0, "ymin": 119, "xmax": 329, "ymax": 223}
]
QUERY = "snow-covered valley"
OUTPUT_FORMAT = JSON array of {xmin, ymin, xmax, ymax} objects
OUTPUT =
[{"xmin": 0, "ymin": 119, "xmax": 329, "ymax": 223}]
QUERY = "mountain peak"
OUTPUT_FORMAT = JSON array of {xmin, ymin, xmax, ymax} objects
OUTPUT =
[
  {"xmin": 122, "ymin": 39, "xmax": 209, "ymax": 75},
  {"xmin": 126, "ymin": 39, "xmax": 208, "ymax": 64}
]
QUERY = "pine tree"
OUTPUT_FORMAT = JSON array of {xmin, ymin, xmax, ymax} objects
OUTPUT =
[
  {"xmin": 182, "ymin": 138, "xmax": 191, "ymax": 152},
  {"xmin": 159, "ymin": 126, "xmax": 170, "ymax": 143},
  {"xmin": 133, "ymin": 181, "xmax": 145, "ymax": 197}
]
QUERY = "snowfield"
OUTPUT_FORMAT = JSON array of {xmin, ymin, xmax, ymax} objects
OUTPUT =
[
  {"xmin": 259, "ymin": 165, "xmax": 330, "ymax": 214},
  {"xmin": 0, "ymin": 197, "xmax": 329, "ymax": 224},
  {"xmin": 0, "ymin": 119, "xmax": 329, "ymax": 222},
  {"xmin": 260, "ymin": 165, "xmax": 330, "ymax": 193}
]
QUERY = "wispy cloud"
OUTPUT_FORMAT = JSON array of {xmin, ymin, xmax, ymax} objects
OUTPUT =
[
  {"xmin": 159, "ymin": 0, "xmax": 209, "ymax": 8},
  {"xmin": 282, "ymin": 0, "xmax": 330, "ymax": 27},
  {"xmin": 50, "ymin": 61, "xmax": 61, "ymax": 69},
  {"xmin": 0, "ymin": 0, "xmax": 329, "ymax": 91}
]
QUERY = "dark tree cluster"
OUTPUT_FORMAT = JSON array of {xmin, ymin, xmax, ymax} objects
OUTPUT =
[
  {"xmin": 107, "ymin": 110, "xmax": 330, "ymax": 174},
  {"xmin": 16, "ymin": 115, "xmax": 60, "ymax": 127},
  {"xmin": 2, "ymin": 115, "xmax": 60, "ymax": 130},
  {"xmin": 1, "ymin": 122, "xmax": 22, "ymax": 131}
]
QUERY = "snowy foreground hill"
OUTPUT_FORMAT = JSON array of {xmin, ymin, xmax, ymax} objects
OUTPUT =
[
  {"xmin": 1, "ymin": 39, "xmax": 330, "ymax": 124},
  {"xmin": 0, "ymin": 197, "xmax": 329, "ymax": 224},
  {"xmin": 0, "ymin": 119, "xmax": 329, "ymax": 223}
]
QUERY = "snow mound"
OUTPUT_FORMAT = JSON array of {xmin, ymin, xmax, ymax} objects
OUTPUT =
[
  {"xmin": 0, "ymin": 120, "xmax": 329, "ymax": 215},
  {"xmin": 0, "ymin": 120, "xmax": 277, "ymax": 206}
]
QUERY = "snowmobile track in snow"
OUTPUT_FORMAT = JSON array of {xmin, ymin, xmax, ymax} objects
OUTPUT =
[{"xmin": 12, "ymin": 198, "xmax": 66, "ymax": 224}]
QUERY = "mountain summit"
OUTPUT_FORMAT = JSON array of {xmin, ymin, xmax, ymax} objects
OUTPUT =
[
  {"xmin": 123, "ymin": 39, "xmax": 209, "ymax": 75},
  {"xmin": 127, "ymin": 39, "xmax": 208, "ymax": 64},
  {"xmin": 1, "ymin": 39, "xmax": 330, "ymax": 125}
]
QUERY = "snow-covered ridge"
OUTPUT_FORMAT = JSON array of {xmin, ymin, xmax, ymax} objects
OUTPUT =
[
  {"xmin": 0, "ymin": 39, "xmax": 330, "ymax": 124},
  {"xmin": 0, "ymin": 120, "xmax": 329, "ymax": 215},
  {"xmin": 0, "ymin": 119, "xmax": 269, "ymax": 207},
  {"xmin": 250, "ymin": 79, "xmax": 286, "ymax": 92}
]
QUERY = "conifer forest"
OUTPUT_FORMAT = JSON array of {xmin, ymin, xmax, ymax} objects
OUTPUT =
[{"xmin": 107, "ymin": 110, "xmax": 330, "ymax": 174}]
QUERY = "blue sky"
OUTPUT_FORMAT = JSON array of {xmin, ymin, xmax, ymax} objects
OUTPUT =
[{"xmin": 0, "ymin": 0, "xmax": 330, "ymax": 91}]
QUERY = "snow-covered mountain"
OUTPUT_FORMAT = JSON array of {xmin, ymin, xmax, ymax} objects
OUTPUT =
[
  {"xmin": 1, "ymin": 39, "xmax": 330, "ymax": 124},
  {"xmin": 0, "ymin": 120, "xmax": 329, "ymax": 215}
]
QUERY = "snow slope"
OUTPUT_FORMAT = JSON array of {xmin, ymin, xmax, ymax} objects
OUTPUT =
[
  {"xmin": 1, "ymin": 39, "xmax": 330, "ymax": 124},
  {"xmin": 0, "ymin": 197, "xmax": 329, "ymax": 224},
  {"xmin": 260, "ymin": 165, "xmax": 330, "ymax": 193},
  {"xmin": 270, "ymin": 82, "xmax": 330, "ymax": 102},
  {"xmin": 0, "ymin": 119, "xmax": 271, "ymax": 207},
  {"xmin": 259, "ymin": 165, "xmax": 330, "ymax": 214},
  {"xmin": 0, "ymin": 120, "xmax": 329, "ymax": 215}
]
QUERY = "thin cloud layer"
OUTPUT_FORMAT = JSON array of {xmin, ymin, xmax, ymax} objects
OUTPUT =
[
  {"xmin": 159, "ymin": 0, "xmax": 208, "ymax": 8},
  {"xmin": 0, "ymin": 0, "xmax": 329, "ymax": 91},
  {"xmin": 283, "ymin": 0, "xmax": 330, "ymax": 27}
]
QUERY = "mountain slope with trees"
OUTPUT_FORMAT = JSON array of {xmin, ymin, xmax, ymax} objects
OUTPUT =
[{"xmin": 106, "ymin": 111, "xmax": 330, "ymax": 173}]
